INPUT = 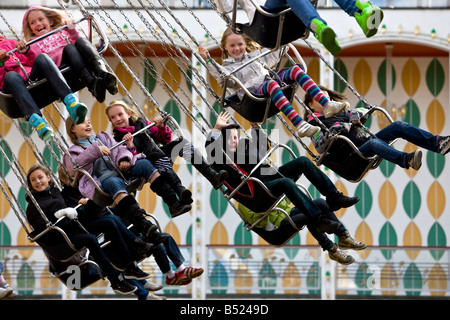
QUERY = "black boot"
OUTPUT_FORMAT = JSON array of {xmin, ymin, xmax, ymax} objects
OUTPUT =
[
  {"xmin": 150, "ymin": 177, "xmax": 191, "ymax": 218},
  {"xmin": 116, "ymin": 195, "xmax": 167, "ymax": 244},
  {"xmin": 162, "ymin": 170, "xmax": 192, "ymax": 205},
  {"xmin": 326, "ymin": 191, "xmax": 359, "ymax": 212},
  {"xmin": 93, "ymin": 59, "xmax": 118, "ymax": 95},
  {"xmin": 190, "ymin": 148, "xmax": 228, "ymax": 189},
  {"xmin": 80, "ymin": 68, "xmax": 105, "ymax": 103}
]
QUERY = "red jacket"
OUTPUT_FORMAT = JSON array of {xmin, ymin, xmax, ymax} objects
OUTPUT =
[{"xmin": 0, "ymin": 39, "xmax": 37, "ymax": 90}]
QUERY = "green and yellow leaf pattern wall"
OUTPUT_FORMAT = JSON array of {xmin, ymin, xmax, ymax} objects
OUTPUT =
[{"xmin": 0, "ymin": 51, "xmax": 448, "ymax": 296}]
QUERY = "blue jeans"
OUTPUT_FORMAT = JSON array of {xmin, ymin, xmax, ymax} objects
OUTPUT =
[
  {"xmin": 150, "ymin": 233, "xmax": 185, "ymax": 274},
  {"xmin": 264, "ymin": 0, "xmax": 358, "ymax": 29},
  {"xmin": 262, "ymin": 156, "xmax": 338, "ymax": 220},
  {"xmin": 358, "ymin": 121, "xmax": 439, "ymax": 168},
  {"xmin": 101, "ymin": 159, "xmax": 158, "ymax": 199},
  {"xmin": 2, "ymin": 53, "xmax": 73, "ymax": 118}
]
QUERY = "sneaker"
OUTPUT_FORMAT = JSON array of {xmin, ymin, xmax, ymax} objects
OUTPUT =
[
  {"xmin": 144, "ymin": 281, "xmax": 164, "ymax": 292},
  {"xmin": 0, "ymin": 286, "xmax": 13, "ymax": 300},
  {"xmin": 326, "ymin": 191, "xmax": 360, "ymax": 212},
  {"xmin": 405, "ymin": 150, "xmax": 422, "ymax": 170},
  {"xmin": 328, "ymin": 244, "xmax": 355, "ymax": 265},
  {"xmin": 296, "ymin": 121, "xmax": 321, "ymax": 138},
  {"xmin": 124, "ymin": 261, "xmax": 151, "ymax": 280},
  {"xmin": 111, "ymin": 274, "xmax": 138, "ymax": 295},
  {"xmin": 66, "ymin": 101, "xmax": 89, "ymax": 125},
  {"xmin": 438, "ymin": 136, "xmax": 450, "ymax": 155},
  {"xmin": 354, "ymin": 0, "xmax": 384, "ymax": 38},
  {"xmin": 165, "ymin": 271, "xmax": 188, "ymax": 286},
  {"xmin": 338, "ymin": 230, "xmax": 367, "ymax": 250},
  {"xmin": 28, "ymin": 113, "xmax": 54, "ymax": 142},
  {"xmin": 316, "ymin": 217, "xmax": 340, "ymax": 234},
  {"xmin": 177, "ymin": 267, "xmax": 204, "ymax": 282},
  {"xmin": 146, "ymin": 292, "xmax": 167, "ymax": 300},
  {"xmin": 311, "ymin": 19, "xmax": 341, "ymax": 55},
  {"xmin": 323, "ymin": 101, "xmax": 350, "ymax": 118}
]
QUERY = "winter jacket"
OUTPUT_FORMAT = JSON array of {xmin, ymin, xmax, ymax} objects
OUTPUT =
[
  {"xmin": 25, "ymin": 184, "xmax": 82, "ymax": 244},
  {"xmin": 307, "ymin": 109, "xmax": 371, "ymax": 160},
  {"xmin": 0, "ymin": 38, "xmax": 37, "ymax": 89},
  {"xmin": 205, "ymin": 127, "xmax": 280, "ymax": 195},
  {"xmin": 63, "ymin": 131, "xmax": 146, "ymax": 200},
  {"xmin": 112, "ymin": 117, "xmax": 172, "ymax": 163},
  {"xmin": 206, "ymin": 48, "xmax": 283, "ymax": 100}
]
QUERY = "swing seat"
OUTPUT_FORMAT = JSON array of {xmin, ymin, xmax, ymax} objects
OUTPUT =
[
  {"xmin": 224, "ymin": 83, "xmax": 296, "ymax": 124},
  {"xmin": 29, "ymin": 219, "xmax": 104, "ymax": 290},
  {"xmin": 222, "ymin": 141, "xmax": 308, "ymax": 247},
  {"xmin": 234, "ymin": 6, "xmax": 310, "ymax": 50},
  {"xmin": 320, "ymin": 151, "xmax": 382, "ymax": 183},
  {"xmin": 75, "ymin": 167, "xmax": 146, "ymax": 207},
  {"xmin": 312, "ymin": 106, "xmax": 395, "ymax": 182}
]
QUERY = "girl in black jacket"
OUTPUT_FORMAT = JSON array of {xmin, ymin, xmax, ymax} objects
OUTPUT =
[{"xmin": 26, "ymin": 164, "xmax": 145, "ymax": 294}]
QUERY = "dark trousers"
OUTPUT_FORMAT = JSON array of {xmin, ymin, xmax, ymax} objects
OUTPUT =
[
  {"xmin": 2, "ymin": 53, "xmax": 72, "ymax": 118},
  {"xmin": 263, "ymin": 156, "xmax": 337, "ymax": 220}
]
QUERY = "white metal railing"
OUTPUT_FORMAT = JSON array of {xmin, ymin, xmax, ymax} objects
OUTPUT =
[{"xmin": 2, "ymin": 245, "xmax": 449, "ymax": 299}]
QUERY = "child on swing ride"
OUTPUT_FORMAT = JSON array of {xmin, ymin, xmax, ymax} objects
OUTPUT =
[
  {"xmin": 25, "ymin": 164, "xmax": 143, "ymax": 295},
  {"xmin": 305, "ymin": 86, "xmax": 450, "ymax": 170},
  {"xmin": 198, "ymin": 28, "xmax": 349, "ymax": 138},
  {"xmin": 22, "ymin": 6, "xmax": 118, "ymax": 104},
  {"xmin": 62, "ymin": 115, "xmax": 169, "ymax": 245},
  {"xmin": 0, "ymin": 35, "xmax": 88, "ymax": 140},
  {"xmin": 105, "ymin": 100, "xmax": 229, "ymax": 215}
]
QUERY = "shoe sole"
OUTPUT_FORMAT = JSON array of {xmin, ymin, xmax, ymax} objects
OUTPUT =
[
  {"xmin": 339, "ymin": 243, "xmax": 367, "ymax": 250},
  {"xmin": 329, "ymin": 254, "xmax": 355, "ymax": 265},
  {"xmin": 440, "ymin": 142, "xmax": 450, "ymax": 155},
  {"xmin": 124, "ymin": 273, "xmax": 152, "ymax": 280},
  {"xmin": 320, "ymin": 27, "xmax": 341, "ymax": 55},
  {"xmin": 412, "ymin": 150, "xmax": 422, "ymax": 170},
  {"xmin": 365, "ymin": 8, "xmax": 384, "ymax": 38},
  {"xmin": 113, "ymin": 286, "xmax": 137, "ymax": 295},
  {"xmin": 74, "ymin": 105, "xmax": 89, "ymax": 125}
]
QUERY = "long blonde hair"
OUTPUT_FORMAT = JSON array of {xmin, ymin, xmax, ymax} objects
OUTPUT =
[
  {"xmin": 220, "ymin": 27, "xmax": 261, "ymax": 60},
  {"xmin": 22, "ymin": 6, "xmax": 68, "ymax": 41},
  {"xmin": 105, "ymin": 100, "xmax": 139, "ymax": 125}
]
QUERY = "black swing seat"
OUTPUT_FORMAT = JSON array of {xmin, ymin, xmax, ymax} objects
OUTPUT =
[
  {"xmin": 28, "ymin": 218, "xmax": 104, "ymax": 290},
  {"xmin": 75, "ymin": 167, "xmax": 146, "ymax": 207},
  {"xmin": 224, "ymin": 83, "xmax": 296, "ymax": 123},
  {"xmin": 313, "ymin": 106, "xmax": 395, "ymax": 183},
  {"xmin": 234, "ymin": 5, "xmax": 310, "ymax": 50}
]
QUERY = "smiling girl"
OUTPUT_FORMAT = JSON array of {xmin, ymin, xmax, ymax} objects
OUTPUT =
[
  {"xmin": 198, "ymin": 28, "xmax": 348, "ymax": 138},
  {"xmin": 22, "ymin": 6, "xmax": 118, "ymax": 104}
]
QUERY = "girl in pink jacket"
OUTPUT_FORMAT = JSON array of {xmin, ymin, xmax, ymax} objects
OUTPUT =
[
  {"xmin": 0, "ymin": 35, "xmax": 88, "ymax": 140},
  {"xmin": 22, "ymin": 6, "xmax": 118, "ymax": 103}
]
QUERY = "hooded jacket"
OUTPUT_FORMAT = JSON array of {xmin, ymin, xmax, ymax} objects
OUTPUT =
[
  {"xmin": 22, "ymin": 6, "xmax": 81, "ymax": 66},
  {"xmin": 63, "ymin": 131, "xmax": 146, "ymax": 200},
  {"xmin": 0, "ymin": 37, "xmax": 37, "ymax": 89}
]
